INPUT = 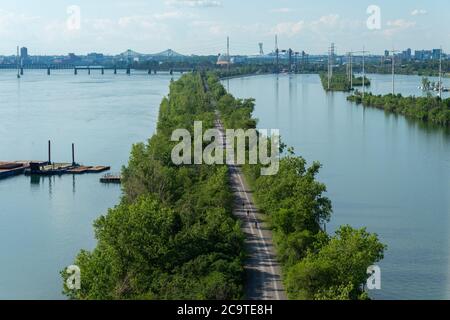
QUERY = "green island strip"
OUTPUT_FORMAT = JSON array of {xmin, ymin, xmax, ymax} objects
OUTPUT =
[
  {"xmin": 207, "ymin": 72, "xmax": 386, "ymax": 300},
  {"xmin": 62, "ymin": 73, "xmax": 246, "ymax": 300},
  {"xmin": 347, "ymin": 92, "xmax": 450, "ymax": 126},
  {"xmin": 63, "ymin": 72, "xmax": 386, "ymax": 300},
  {"xmin": 319, "ymin": 73, "xmax": 370, "ymax": 92}
]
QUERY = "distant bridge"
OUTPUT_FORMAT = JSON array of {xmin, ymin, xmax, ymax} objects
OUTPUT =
[{"xmin": 0, "ymin": 64, "xmax": 194, "ymax": 76}]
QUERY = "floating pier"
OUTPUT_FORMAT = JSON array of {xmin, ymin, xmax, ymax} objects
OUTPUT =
[
  {"xmin": 0, "ymin": 161, "xmax": 40, "ymax": 179},
  {"xmin": 0, "ymin": 141, "xmax": 110, "ymax": 180},
  {"xmin": 100, "ymin": 173, "xmax": 122, "ymax": 184},
  {"xmin": 25, "ymin": 163, "xmax": 110, "ymax": 176}
]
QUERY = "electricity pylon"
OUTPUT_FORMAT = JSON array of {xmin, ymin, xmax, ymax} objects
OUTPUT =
[
  {"xmin": 439, "ymin": 46, "xmax": 443, "ymax": 98},
  {"xmin": 390, "ymin": 48, "xmax": 400, "ymax": 95},
  {"xmin": 352, "ymin": 48, "xmax": 369, "ymax": 97},
  {"xmin": 328, "ymin": 43, "xmax": 335, "ymax": 90}
]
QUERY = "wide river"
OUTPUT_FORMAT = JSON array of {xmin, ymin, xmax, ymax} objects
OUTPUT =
[
  {"xmin": 0, "ymin": 70, "xmax": 449, "ymax": 300},
  {"xmin": 0, "ymin": 70, "xmax": 176, "ymax": 299},
  {"xmin": 225, "ymin": 73, "xmax": 450, "ymax": 300}
]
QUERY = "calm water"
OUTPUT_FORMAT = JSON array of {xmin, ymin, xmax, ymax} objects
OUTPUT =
[
  {"xmin": 225, "ymin": 74, "xmax": 450, "ymax": 300},
  {"xmin": 0, "ymin": 70, "xmax": 175, "ymax": 299},
  {"xmin": 1, "ymin": 70, "xmax": 449, "ymax": 300}
]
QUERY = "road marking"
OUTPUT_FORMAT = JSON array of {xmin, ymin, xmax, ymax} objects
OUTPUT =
[
  {"xmin": 234, "ymin": 168, "xmax": 281, "ymax": 300},
  {"xmin": 233, "ymin": 168, "xmax": 267, "ymax": 299},
  {"xmin": 216, "ymin": 120, "xmax": 281, "ymax": 300}
]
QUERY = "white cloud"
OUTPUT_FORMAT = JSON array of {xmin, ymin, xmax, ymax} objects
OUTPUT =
[
  {"xmin": 270, "ymin": 21, "xmax": 305, "ymax": 37},
  {"xmin": 271, "ymin": 8, "xmax": 293, "ymax": 14},
  {"xmin": 386, "ymin": 19, "xmax": 416, "ymax": 28},
  {"xmin": 165, "ymin": 0, "xmax": 222, "ymax": 8},
  {"xmin": 310, "ymin": 14, "xmax": 340, "ymax": 28},
  {"xmin": 270, "ymin": 14, "xmax": 342, "ymax": 37},
  {"xmin": 153, "ymin": 11, "xmax": 185, "ymax": 20},
  {"xmin": 384, "ymin": 19, "xmax": 416, "ymax": 36},
  {"xmin": 411, "ymin": 9, "xmax": 427, "ymax": 16},
  {"xmin": 0, "ymin": 10, "xmax": 41, "ymax": 35}
]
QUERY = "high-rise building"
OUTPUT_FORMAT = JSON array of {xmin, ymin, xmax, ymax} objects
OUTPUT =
[
  {"xmin": 399, "ymin": 48, "xmax": 412, "ymax": 61},
  {"xmin": 20, "ymin": 47, "xmax": 28, "ymax": 59},
  {"xmin": 432, "ymin": 48, "xmax": 442, "ymax": 60}
]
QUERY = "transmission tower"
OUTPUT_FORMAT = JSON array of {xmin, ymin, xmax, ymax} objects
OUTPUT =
[
  {"xmin": 227, "ymin": 36, "xmax": 230, "ymax": 75},
  {"xmin": 346, "ymin": 52, "xmax": 351, "ymax": 81},
  {"xmin": 328, "ymin": 43, "xmax": 335, "ymax": 90},
  {"xmin": 346, "ymin": 51, "xmax": 356, "ymax": 90},
  {"xmin": 16, "ymin": 46, "xmax": 20, "ymax": 79},
  {"xmin": 439, "ymin": 46, "xmax": 443, "ymax": 98},
  {"xmin": 361, "ymin": 47, "xmax": 368, "ymax": 97},
  {"xmin": 275, "ymin": 35, "xmax": 279, "ymax": 73},
  {"xmin": 259, "ymin": 43, "xmax": 264, "ymax": 55},
  {"xmin": 390, "ymin": 48, "xmax": 400, "ymax": 95},
  {"xmin": 288, "ymin": 48, "xmax": 293, "ymax": 73}
]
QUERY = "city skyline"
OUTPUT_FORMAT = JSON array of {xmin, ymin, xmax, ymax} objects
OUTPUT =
[{"xmin": 0, "ymin": 0, "xmax": 449, "ymax": 56}]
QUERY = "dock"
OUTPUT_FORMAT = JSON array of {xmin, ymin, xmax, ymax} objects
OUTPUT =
[
  {"xmin": 100, "ymin": 174, "xmax": 122, "ymax": 184},
  {"xmin": 1, "ymin": 141, "xmax": 111, "ymax": 180},
  {"xmin": 24, "ymin": 163, "xmax": 110, "ymax": 176},
  {"xmin": 0, "ymin": 161, "xmax": 46, "ymax": 180}
]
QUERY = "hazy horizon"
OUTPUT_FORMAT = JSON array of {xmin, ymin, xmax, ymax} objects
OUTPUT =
[{"xmin": 0, "ymin": 0, "xmax": 448, "ymax": 56}]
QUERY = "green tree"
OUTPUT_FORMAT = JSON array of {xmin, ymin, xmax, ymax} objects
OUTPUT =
[{"xmin": 286, "ymin": 225, "xmax": 386, "ymax": 300}]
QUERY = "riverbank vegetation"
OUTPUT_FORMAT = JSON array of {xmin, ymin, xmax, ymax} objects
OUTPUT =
[
  {"xmin": 319, "ymin": 73, "xmax": 370, "ymax": 92},
  {"xmin": 347, "ymin": 92, "xmax": 450, "ymax": 126},
  {"xmin": 365, "ymin": 60, "xmax": 450, "ymax": 77},
  {"xmin": 63, "ymin": 72, "xmax": 387, "ymax": 300},
  {"xmin": 62, "ymin": 73, "xmax": 246, "ymax": 300},
  {"xmin": 207, "ymin": 72, "xmax": 386, "ymax": 300}
]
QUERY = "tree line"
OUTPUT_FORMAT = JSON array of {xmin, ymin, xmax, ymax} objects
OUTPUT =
[
  {"xmin": 348, "ymin": 92, "xmax": 450, "ymax": 126},
  {"xmin": 62, "ymin": 73, "xmax": 246, "ymax": 300},
  {"xmin": 206, "ymin": 72, "xmax": 386, "ymax": 300},
  {"xmin": 319, "ymin": 73, "xmax": 371, "ymax": 92},
  {"xmin": 63, "ymin": 72, "xmax": 387, "ymax": 300}
]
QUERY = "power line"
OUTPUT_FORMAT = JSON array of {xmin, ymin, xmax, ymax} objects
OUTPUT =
[
  {"xmin": 227, "ymin": 36, "xmax": 230, "ymax": 75},
  {"xmin": 16, "ymin": 46, "xmax": 20, "ymax": 79},
  {"xmin": 352, "ymin": 47, "xmax": 369, "ymax": 97},
  {"xmin": 328, "ymin": 43, "xmax": 335, "ymax": 90},
  {"xmin": 275, "ymin": 35, "xmax": 279, "ymax": 74},
  {"xmin": 439, "ymin": 46, "xmax": 443, "ymax": 98},
  {"xmin": 390, "ymin": 48, "xmax": 400, "ymax": 95}
]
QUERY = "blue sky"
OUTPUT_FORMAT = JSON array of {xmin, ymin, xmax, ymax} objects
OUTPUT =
[{"xmin": 0, "ymin": 0, "xmax": 448, "ymax": 55}]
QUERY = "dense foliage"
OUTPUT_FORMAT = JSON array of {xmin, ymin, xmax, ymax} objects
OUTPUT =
[
  {"xmin": 319, "ymin": 73, "xmax": 370, "ymax": 92},
  {"xmin": 364, "ymin": 60, "xmax": 450, "ymax": 77},
  {"xmin": 62, "ymin": 73, "xmax": 245, "ymax": 300},
  {"xmin": 208, "ymin": 73, "xmax": 386, "ymax": 300},
  {"xmin": 347, "ymin": 92, "xmax": 450, "ymax": 126}
]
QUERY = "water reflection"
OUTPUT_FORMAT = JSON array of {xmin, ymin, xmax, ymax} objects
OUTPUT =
[
  {"xmin": 225, "ymin": 73, "xmax": 450, "ymax": 300},
  {"xmin": 0, "ymin": 70, "xmax": 173, "ymax": 299}
]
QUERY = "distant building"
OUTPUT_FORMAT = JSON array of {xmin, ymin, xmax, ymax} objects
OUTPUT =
[
  {"xmin": 86, "ymin": 52, "xmax": 105, "ymax": 64},
  {"xmin": 20, "ymin": 47, "xmax": 28, "ymax": 59},
  {"xmin": 414, "ymin": 50, "xmax": 433, "ymax": 61},
  {"xmin": 384, "ymin": 50, "xmax": 390, "ymax": 57},
  {"xmin": 217, "ymin": 53, "xmax": 232, "ymax": 66},
  {"xmin": 432, "ymin": 48, "xmax": 442, "ymax": 60},
  {"xmin": 398, "ymin": 48, "xmax": 412, "ymax": 61},
  {"xmin": 20, "ymin": 47, "xmax": 30, "ymax": 64}
]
